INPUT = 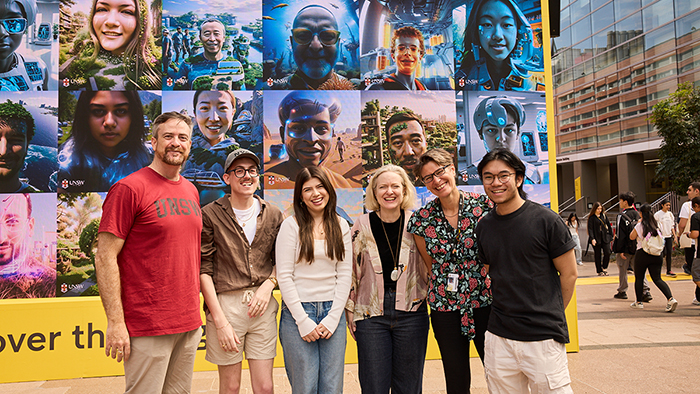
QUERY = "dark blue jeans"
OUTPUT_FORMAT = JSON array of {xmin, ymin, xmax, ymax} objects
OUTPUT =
[{"xmin": 355, "ymin": 289, "xmax": 429, "ymax": 394}]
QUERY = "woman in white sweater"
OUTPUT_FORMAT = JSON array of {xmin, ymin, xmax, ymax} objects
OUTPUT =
[{"xmin": 276, "ymin": 166, "xmax": 352, "ymax": 393}]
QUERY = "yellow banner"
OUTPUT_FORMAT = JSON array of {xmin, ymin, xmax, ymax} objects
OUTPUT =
[{"xmin": 0, "ymin": 292, "xmax": 577, "ymax": 383}]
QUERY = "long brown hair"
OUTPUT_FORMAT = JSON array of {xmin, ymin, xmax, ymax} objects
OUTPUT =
[
  {"xmin": 589, "ymin": 201, "xmax": 604, "ymax": 218},
  {"xmin": 293, "ymin": 167, "xmax": 345, "ymax": 264}
]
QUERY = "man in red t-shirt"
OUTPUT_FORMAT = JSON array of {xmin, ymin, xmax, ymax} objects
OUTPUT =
[{"xmin": 95, "ymin": 112, "xmax": 203, "ymax": 393}]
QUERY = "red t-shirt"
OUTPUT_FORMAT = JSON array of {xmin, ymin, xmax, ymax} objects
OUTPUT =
[{"xmin": 99, "ymin": 167, "xmax": 203, "ymax": 337}]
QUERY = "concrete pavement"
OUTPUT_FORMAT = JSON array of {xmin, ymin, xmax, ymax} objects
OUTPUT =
[{"xmin": 2, "ymin": 259, "xmax": 699, "ymax": 393}]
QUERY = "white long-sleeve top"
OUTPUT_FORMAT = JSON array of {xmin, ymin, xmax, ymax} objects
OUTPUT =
[{"xmin": 275, "ymin": 216, "xmax": 352, "ymax": 337}]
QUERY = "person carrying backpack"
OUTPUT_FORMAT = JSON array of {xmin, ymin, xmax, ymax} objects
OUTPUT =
[
  {"xmin": 612, "ymin": 192, "xmax": 650, "ymax": 301},
  {"xmin": 629, "ymin": 204, "xmax": 678, "ymax": 312}
]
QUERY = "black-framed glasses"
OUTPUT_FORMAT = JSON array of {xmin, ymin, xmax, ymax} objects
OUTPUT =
[
  {"xmin": 482, "ymin": 172, "xmax": 515, "ymax": 185},
  {"xmin": 0, "ymin": 18, "xmax": 27, "ymax": 34},
  {"xmin": 227, "ymin": 167, "xmax": 259, "ymax": 178},
  {"xmin": 291, "ymin": 28, "xmax": 341, "ymax": 45},
  {"xmin": 421, "ymin": 164, "xmax": 450, "ymax": 184}
]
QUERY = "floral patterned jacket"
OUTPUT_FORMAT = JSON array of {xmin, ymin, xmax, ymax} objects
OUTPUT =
[
  {"xmin": 346, "ymin": 212, "xmax": 429, "ymax": 321},
  {"xmin": 407, "ymin": 192, "xmax": 493, "ymax": 338}
]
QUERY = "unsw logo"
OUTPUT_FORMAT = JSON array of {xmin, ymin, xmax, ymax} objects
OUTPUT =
[{"xmin": 61, "ymin": 179, "xmax": 86, "ymax": 189}]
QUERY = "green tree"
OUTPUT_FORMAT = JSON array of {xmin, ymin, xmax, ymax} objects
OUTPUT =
[
  {"xmin": 649, "ymin": 82, "xmax": 700, "ymax": 194},
  {"xmin": 144, "ymin": 99, "xmax": 162, "ymax": 121},
  {"xmin": 58, "ymin": 90, "xmax": 77, "ymax": 122}
]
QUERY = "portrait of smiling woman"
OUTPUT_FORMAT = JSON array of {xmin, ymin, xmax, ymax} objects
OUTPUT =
[
  {"xmin": 59, "ymin": 0, "xmax": 161, "ymax": 90},
  {"xmin": 58, "ymin": 91, "xmax": 152, "ymax": 192},
  {"xmin": 455, "ymin": 0, "xmax": 543, "ymax": 91}
]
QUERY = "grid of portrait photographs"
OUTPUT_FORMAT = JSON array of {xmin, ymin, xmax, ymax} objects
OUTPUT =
[{"xmin": 1, "ymin": 0, "xmax": 550, "ymax": 300}]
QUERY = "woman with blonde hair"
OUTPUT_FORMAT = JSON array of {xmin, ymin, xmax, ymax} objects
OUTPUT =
[
  {"xmin": 346, "ymin": 164, "xmax": 429, "ymax": 393},
  {"xmin": 276, "ymin": 166, "xmax": 352, "ymax": 393},
  {"xmin": 407, "ymin": 148, "xmax": 493, "ymax": 394}
]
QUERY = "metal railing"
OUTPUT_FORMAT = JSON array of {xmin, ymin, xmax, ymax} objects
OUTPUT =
[
  {"xmin": 558, "ymin": 196, "xmax": 574, "ymax": 212},
  {"xmin": 582, "ymin": 194, "xmax": 618, "ymax": 219},
  {"xmin": 560, "ymin": 196, "xmax": 585, "ymax": 213}
]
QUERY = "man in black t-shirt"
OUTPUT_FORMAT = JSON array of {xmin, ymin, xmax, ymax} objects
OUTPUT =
[
  {"xmin": 475, "ymin": 149, "xmax": 577, "ymax": 393},
  {"xmin": 612, "ymin": 192, "xmax": 650, "ymax": 301}
]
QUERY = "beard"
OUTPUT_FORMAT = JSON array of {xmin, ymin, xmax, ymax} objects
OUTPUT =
[{"xmin": 159, "ymin": 148, "xmax": 189, "ymax": 166}]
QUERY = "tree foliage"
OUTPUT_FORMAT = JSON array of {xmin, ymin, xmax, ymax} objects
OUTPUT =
[{"xmin": 649, "ymin": 82, "xmax": 700, "ymax": 194}]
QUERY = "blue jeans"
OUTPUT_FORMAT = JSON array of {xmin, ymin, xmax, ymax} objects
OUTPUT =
[
  {"xmin": 355, "ymin": 289, "xmax": 429, "ymax": 394},
  {"xmin": 279, "ymin": 301, "xmax": 346, "ymax": 394}
]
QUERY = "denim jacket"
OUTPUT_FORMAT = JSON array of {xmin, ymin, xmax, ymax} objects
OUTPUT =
[{"xmin": 346, "ymin": 212, "xmax": 429, "ymax": 321}]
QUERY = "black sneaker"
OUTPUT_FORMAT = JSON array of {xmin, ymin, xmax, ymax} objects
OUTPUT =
[
  {"xmin": 614, "ymin": 292, "xmax": 628, "ymax": 299},
  {"xmin": 642, "ymin": 292, "xmax": 653, "ymax": 303}
]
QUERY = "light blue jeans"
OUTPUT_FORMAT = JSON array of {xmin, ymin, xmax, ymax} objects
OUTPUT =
[{"xmin": 279, "ymin": 301, "xmax": 346, "ymax": 394}]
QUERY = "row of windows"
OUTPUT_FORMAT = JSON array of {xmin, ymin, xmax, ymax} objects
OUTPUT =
[
  {"xmin": 553, "ymin": 10, "xmax": 700, "ymax": 82},
  {"xmin": 559, "ymin": 124, "xmax": 651, "ymax": 153},
  {"xmin": 556, "ymin": 48, "xmax": 690, "ymax": 108},
  {"xmin": 560, "ymin": 0, "xmax": 700, "ymax": 35}
]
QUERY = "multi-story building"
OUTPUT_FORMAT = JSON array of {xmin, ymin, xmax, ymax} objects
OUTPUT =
[{"xmin": 552, "ymin": 0, "xmax": 700, "ymax": 213}]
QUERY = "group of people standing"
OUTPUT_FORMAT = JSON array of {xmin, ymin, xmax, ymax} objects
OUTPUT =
[{"xmin": 95, "ymin": 111, "xmax": 578, "ymax": 394}]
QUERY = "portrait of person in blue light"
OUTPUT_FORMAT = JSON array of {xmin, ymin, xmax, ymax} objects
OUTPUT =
[
  {"xmin": 455, "ymin": 0, "xmax": 544, "ymax": 91},
  {"xmin": 0, "ymin": 0, "xmax": 48, "ymax": 91},
  {"xmin": 58, "ymin": 91, "xmax": 153, "ymax": 192}
]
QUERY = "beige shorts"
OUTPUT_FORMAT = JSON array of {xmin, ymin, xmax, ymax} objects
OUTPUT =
[
  {"xmin": 484, "ymin": 331, "xmax": 573, "ymax": 394},
  {"xmin": 205, "ymin": 287, "xmax": 279, "ymax": 365}
]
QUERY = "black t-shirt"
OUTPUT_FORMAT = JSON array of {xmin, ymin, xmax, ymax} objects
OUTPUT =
[
  {"xmin": 691, "ymin": 211, "xmax": 700, "ymax": 258},
  {"xmin": 476, "ymin": 200, "xmax": 576, "ymax": 344},
  {"xmin": 369, "ymin": 211, "xmax": 403, "ymax": 291}
]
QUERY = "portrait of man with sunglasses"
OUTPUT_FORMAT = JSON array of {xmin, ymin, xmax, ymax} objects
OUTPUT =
[
  {"xmin": 365, "ymin": 26, "xmax": 428, "ymax": 91},
  {"xmin": 0, "ymin": 0, "xmax": 48, "ymax": 91},
  {"xmin": 265, "ymin": 90, "xmax": 353, "ymax": 189},
  {"xmin": 461, "ymin": 94, "xmax": 544, "ymax": 185},
  {"xmin": 269, "ymin": 4, "xmax": 355, "ymax": 90},
  {"xmin": 0, "ymin": 193, "xmax": 56, "ymax": 299}
]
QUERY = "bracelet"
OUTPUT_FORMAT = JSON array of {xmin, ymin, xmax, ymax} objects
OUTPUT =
[
  {"xmin": 216, "ymin": 321, "xmax": 230, "ymax": 330},
  {"xmin": 267, "ymin": 276, "xmax": 278, "ymax": 288}
]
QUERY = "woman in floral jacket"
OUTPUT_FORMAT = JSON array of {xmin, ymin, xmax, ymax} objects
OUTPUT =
[
  {"xmin": 346, "ymin": 164, "xmax": 429, "ymax": 393},
  {"xmin": 407, "ymin": 148, "xmax": 493, "ymax": 394}
]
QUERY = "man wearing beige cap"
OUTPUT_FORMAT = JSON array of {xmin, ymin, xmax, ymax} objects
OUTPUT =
[{"xmin": 200, "ymin": 148, "xmax": 284, "ymax": 394}]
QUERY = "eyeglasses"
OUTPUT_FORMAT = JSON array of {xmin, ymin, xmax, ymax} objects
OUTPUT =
[
  {"xmin": 421, "ymin": 164, "xmax": 450, "ymax": 184},
  {"xmin": 482, "ymin": 172, "xmax": 515, "ymax": 185},
  {"xmin": 227, "ymin": 167, "xmax": 259, "ymax": 178},
  {"xmin": 0, "ymin": 18, "xmax": 27, "ymax": 34},
  {"xmin": 291, "ymin": 28, "xmax": 341, "ymax": 46}
]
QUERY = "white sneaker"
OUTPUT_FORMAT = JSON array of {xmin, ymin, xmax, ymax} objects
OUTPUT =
[
  {"xmin": 666, "ymin": 298, "xmax": 678, "ymax": 312},
  {"xmin": 692, "ymin": 298, "xmax": 700, "ymax": 306},
  {"xmin": 630, "ymin": 302, "xmax": 644, "ymax": 309},
  {"xmin": 577, "ymin": 261, "xmax": 584, "ymax": 266}
]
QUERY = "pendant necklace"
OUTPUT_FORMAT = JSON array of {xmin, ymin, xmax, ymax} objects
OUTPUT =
[{"xmin": 379, "ymin": 210, "xmax": 404, "ymax": 281}]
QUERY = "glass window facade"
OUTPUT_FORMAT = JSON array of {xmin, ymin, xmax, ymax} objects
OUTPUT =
[{"xmin": 553, "ymin": 0, "xmax": 700, "ymax": 156}]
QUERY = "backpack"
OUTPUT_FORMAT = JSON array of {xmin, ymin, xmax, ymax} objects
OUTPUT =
[
  {"xmin": 642, "ymin": 231, "xmax": 665, "ymax": 256},
  {"xmin": 613, "ymin": 211, "xmax": 638, "ymax": 254}
]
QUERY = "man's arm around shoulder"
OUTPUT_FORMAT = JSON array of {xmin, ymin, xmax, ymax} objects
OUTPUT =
[
  {"xmin": 95, "ymin": 232, "xmax": 129, "ymax": 362},
  {"xmin": 553, "ymin": 249, "xmax": 578, "ymax": 309}
]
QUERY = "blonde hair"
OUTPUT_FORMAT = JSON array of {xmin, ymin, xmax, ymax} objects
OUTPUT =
[{"xmin": 365, "ymin": 164, "xmax": 417, "ymax": 212}]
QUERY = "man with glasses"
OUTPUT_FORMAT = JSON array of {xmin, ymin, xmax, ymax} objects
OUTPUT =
[
  {"xmin": 200, "ymin": 148, "xmax": 283, "ymax": 394},
  {"xmin": 462, "ymin": 95, "xmax": 543, "ymax": 185},
  {"xmin": 384, "ymin": 111, "xmax": 428, "ymax": 184},
  {"xmin": 366, "ymin": 26, "xmax": 427, "ymax": 91},
  {"xmin": 0, "ymin": 0, "xmax": 48, "ymax": 90},
  {"xmin": 271, "ymin": 5, "xmax": 354, "ymax": 90},
  {"xmin": 176, "ymin": 18, "xmax": 228, "ymax": 90},
  {"xmin": 0, "ymin": 193, "xmax": 55, "ymax": 298},
  {"xmin": 475, "ymin": 148, "xmax": 577, "ymax": 393},
  {"xmin": 266, "ymin": 90, "xmax": 350, "ymax": 188}
]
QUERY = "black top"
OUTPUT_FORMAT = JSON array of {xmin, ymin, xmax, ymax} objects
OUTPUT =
[
  {"xmin": 476, "ymin": 200, "xmax": 576, "ymax": 344},
  {"xmin": 369, "ymin": 211, "xmax": 403, "ymax": 291},
  {"xmin": 587, "ymin": 213, "xmax": 613, "ymax": 244},
  {"xmin": 691, "ymin": 212, "xmax": 700, "ymax": 259}
]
